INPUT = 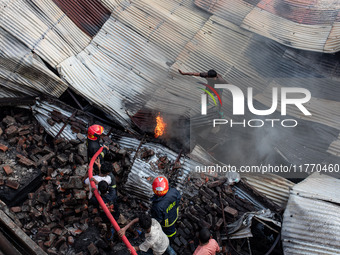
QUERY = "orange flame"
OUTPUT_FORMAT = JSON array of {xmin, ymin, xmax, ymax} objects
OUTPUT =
[{"xmin": 154, "ymin": 113, "xmax": 167, "ymax": 138}]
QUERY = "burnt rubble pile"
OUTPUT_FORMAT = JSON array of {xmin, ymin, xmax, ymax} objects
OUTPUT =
[
  {"xmin": 0, "ymin": 107, "xmax": 283, "ymax": 255},
  {"xmin": 173, "ymin": 176, "xmax": 282, "ymax": 255},
  {"xmin": 0, "ymin": 107, "xmax": 135, "ymax": 254}
]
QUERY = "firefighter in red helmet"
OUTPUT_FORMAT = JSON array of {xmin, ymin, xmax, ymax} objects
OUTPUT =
[
  {"xmin": 151, "ymin": 176, "xmax": 181, "ymax": 242},
  {"xmin": 87, "ymin": 124, "xmax": 109, "ymax": 164}
]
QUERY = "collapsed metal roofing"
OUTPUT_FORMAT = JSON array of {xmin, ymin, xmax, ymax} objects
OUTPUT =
[
  {"xmin": 1, "ymin": 0, "xmax": 340, "ymax": 168},
  {"xmin": 241, "ymin": 173, "xmax": 294, "ymax": 208},
  {"xmin": 282, "ymin": 173, "xmax": 340, "ymax": 255},
  {"xmin": 195, "ymin": 0, "xmax": 340, "ymax": 53}
]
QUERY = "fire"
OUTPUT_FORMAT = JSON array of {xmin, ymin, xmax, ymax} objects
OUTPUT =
[{"xmin": 154, "ymin": 113, "xmax": 167, "ymax": 138}]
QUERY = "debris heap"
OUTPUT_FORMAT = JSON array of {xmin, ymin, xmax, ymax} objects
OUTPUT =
[{"xmin": 0, "ymin": 107, "xmax": 283, "ymax": 255}]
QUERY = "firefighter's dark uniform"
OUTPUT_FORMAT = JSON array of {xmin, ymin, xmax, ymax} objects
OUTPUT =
[
  {"xmin": 151, "ymin": 187, "xmax": 181, "ymax": 241},
  {"xmin": 87, "ymin": 139, "xmax": 107, "ymax": 162}
]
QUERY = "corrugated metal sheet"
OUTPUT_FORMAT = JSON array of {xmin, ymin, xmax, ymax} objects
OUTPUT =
[
  {"xmin": 227, "ymin": 209, "xmax": 280, "ymax": 239},
  {"xmin": 1, "ymin": 0, "xmax": 91, "ymax": 67},
  {"xmin": 282, "ymin": 173, "xmax": 340, "ymax": 255},
  {"xmin": 290, "ymin": 172, "xmax": 340, "ymax": 203},
  {"xmin": 327, "ymin": 133, "xmax": 340, "ymax": 157},
  {"xmin": 241, "ymin": 173, "xmax": 294, "ymax": 207},
  {"xmin": 2, "ymin": 0, "xmax": 340, "ymax": 170},
  {"xmin": 254, "ymin": 82, "xmax": 340, "ymax": 130},
  {"xmin": 242, "ymin": 7, "xmax": 334, "ymax": 52},
  {"xmin": 32, "ymin": 100, "xmax": 89, "ymax": 141},
  {"xmin": 194, "ymin": 0, "xmax": 340, "ymax": 53},
  {"xmin": 58, "ymin": 11, "xmax": 206, "ymax": 128},
  {"xmin": 111, "ymin": 135, "xmax": 195, "ymax": 202},
  {"xmin": 52, "ymin": 0, "xmax": 111, "ymax": 37},
  {"xmin": 0, "ymin": 27, "xmax": 68, "ymax": 97},
  {"xmin": 0, "ymin": 86, "xmax": 26, "ymax": 98},
  {"xmin": 99, "ymin": 0, "xmax": 131, "ymax": 12}
]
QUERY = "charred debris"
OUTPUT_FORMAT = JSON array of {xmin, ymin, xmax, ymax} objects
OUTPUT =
[{"xmin": 0, "ymin": 96, "xmax": 284, "ymax": 255}]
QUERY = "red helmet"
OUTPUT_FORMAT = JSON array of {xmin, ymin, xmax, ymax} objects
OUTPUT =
[
  {"xmin": 87, "ymin": 125, "xmax": 104, "ymax": 141},
  {"xmin": 152, "ymin": 176, "xmax": 169, "ymax": 196}
]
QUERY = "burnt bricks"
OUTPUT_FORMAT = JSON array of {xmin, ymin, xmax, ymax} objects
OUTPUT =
[
  {"xmin": 194, "ymin": 205, "xmax": 207, "ymax": 216},
  {"xmin": 25, "ymin": 221, "xmax": 36, "ymax": 230},
  {"xmin": 207, "ymin": 178, "xmax": 227, "ymax": 188},
  {"xmin": 113, "ymin": 162, "xmax": 122, "ymax": 175},
  {"xmin": 57, "ymin": 154, "xmax": 68, "ymax": 164},
  {"xmin": 206, "ymin": 214, "xmax": 213, "ymax": 225},
  {"xmin": 183, "ymin": 219, "xmax": 193, "ymax": 231},
  {"xmin": 6, "ymin": 180, "xmax": 20, "ymax": 189},
  {"xmin": 94, "ymin": 217, "xmax": 102, "ymax": 224},
  {"xmin": 178, "ymin": 228, "xmax": 189, "ymax": 240},
  {"xmin": 68, "ymin": 236, "xmax": 75, "ymax": 245},
  {"xmin": 10, "ymin": 206, "xmax": 22, "ymax": 213},
  {"xmin": 75, "ymin": 204, "xmax": 88, "ymax": 214},
  {"xmin": 87, "ymin": 242, "xmax": 99, "ymax": 255},
  {"xmin": 212, "ymin": 203, "xmax": 222, "ymax": 214},
  {"xmin": 19, "ymin": 130, "xmax": 30, "ymax": 136},
  {"xmin": 5, "ymin": 125, "xmax": 18, "ymax": 137},
  {"xmin": 3, "ymin": 165, "xmax": 13, "ymax": 175},
  {"xmin": 17, "ymin": 154, "xmax": 36, "ymax": 167},
  {"xmin": 37, "ymin": 152, "xmax": 55, "ymax": 166},
  {"xmin": 180, "ymin": 236, "xmax": 188, "ymax": 247},
  {"xmin": 37, "ymin": 192, "xmax": 51, "ymax": 205},
  {"xmin": 201, "ymin": 195, "xmax": 210, "ymax": 204},
  {"xmin": 47, "ymin": 248, "xmax": 58, "ymax": 255},
  {"xmin": 224, "ymin": 206, "xmax": 238, "ymax": 217},
  {"xmin": 0, "ymin": 143, "xmax": 8, "ymax": 152},
  {"xmin": 215, "ymin": 218, "xmax": 224, "ymax": 230},
  {"xmin": 67, "ymin": 176, "xmax": 83, "ymax": 189},
  {"xmin": 52, "ymin": 228, "xmax": 63, "ymax": 236},
  {"xmin": 44, "ymin": 233, "xmax": 56, "ymax": 247},
  {"xmin": 174, "ymin": 237, "xmax": 182, "ymax": 247},
  {"xmin": 199, "ymin": 220, "xmax": 211, "ymax": 229},
  {"xmin": 186, "ymin": 213, "xmax": 200, "ymax": 223},
  {"xmin": 36, "ymin": 227, "xmax": 51, "ymax": 238},
  {"xmin": 2, "ymin": 116, "xmax": 16, "ymax": 126},
  {"xmin": 223, "ymin": 185, "xmax": 233, "ymax": 195},
  {"xmin": 203, "ymin": 186, "xmax": 218, "ymax": 198},
  {"xmin": 74, "ymin": 189, "xmax": 87, "ymax": 200},
  {"xmin": 74, "ymin": 154, "xmax": 85, "ymax": 165},
  {"xmin": 199, "ymin": 189, "xmax": 212, "ymax": 200}
]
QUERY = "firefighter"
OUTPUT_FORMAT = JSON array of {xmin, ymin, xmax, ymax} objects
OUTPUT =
[
  {"xmin": 87, "ymin": 124, "xmax": 109, "ymax": 163},
  {"xmin": 150, "ymin": 176, "xmax": 181, "ymax": 242}
]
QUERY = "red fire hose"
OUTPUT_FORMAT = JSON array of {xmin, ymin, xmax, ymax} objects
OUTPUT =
[{"xmin": 88, "ymin": 147, "xmax": 137, "ymax": 255}]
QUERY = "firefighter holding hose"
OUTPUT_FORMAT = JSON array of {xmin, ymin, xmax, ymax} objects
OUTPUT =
[
  {"xmin": 87, "ymin": 124, "xmax": 109, "ymax": 164},
  {"xmin": 150, "ymin": 176, "xmax": 181, "ymax": 242}
]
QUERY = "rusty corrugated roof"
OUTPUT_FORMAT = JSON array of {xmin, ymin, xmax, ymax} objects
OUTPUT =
[
  {"xmin": 194, "ymin": 0, "xmax": 340, "ymax": 53},
  {"xmin": 52, "ymin": 0, "xmax": 111, "ymax": 37},
  {"xmin": 282, "ymin": 173, "xmax": 340, "ymax": 255}
]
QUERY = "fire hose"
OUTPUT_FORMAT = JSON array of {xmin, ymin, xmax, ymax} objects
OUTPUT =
[{"xmin": 88, "ymin": 147, "xmax": 137, "ymax": 255}]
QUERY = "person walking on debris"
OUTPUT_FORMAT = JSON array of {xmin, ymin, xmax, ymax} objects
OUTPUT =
[
  {"xmin": 178, "ymin": 69, "xmax": 227, "ymax": 117},
  {"xmin": 87, "ymin": 124, "xmax": 109, "ymax": 165},
  {"xmin": 100, "ymin": 161, "xmax": 117, "ymax": 191},
  {"xmin": 118, "ymin": 213, "xmax": 177, "ymax": 255},
  {"xmin": 150, "ymin": 176, "xmax": 181, "ymax": 242},
  {"xmin": 193, "ymin": 228, "xmax": 221, "ymax": 255},
  {"xmin": 90, "ymin": 180, "xmax": 120, "ymax": 219},
  {"xmin": 84, "ymin": 159, "xmax": 111, "ymax": 199}
]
